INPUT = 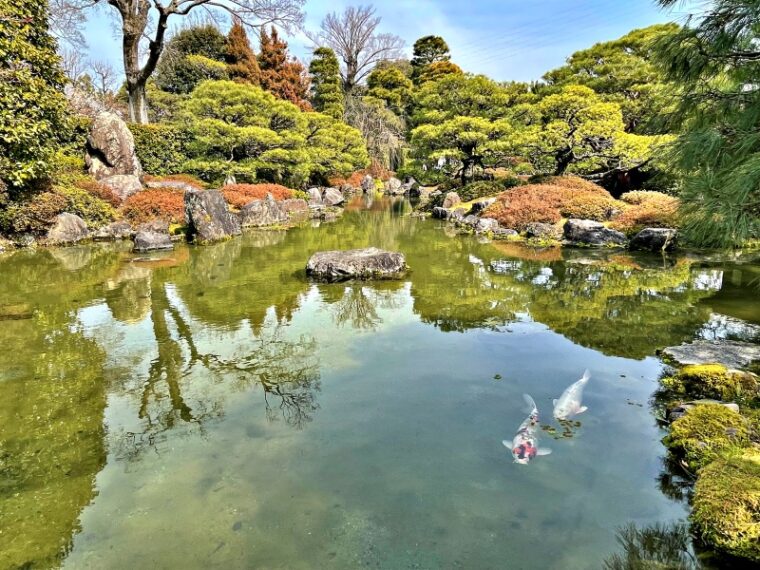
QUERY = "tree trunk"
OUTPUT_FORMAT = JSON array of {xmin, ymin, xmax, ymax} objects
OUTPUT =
[
  {"xmin": 127, "ymin": 81, "xmax": 149, "ymax": 124},
  {"xmin": 554, "ymin": 148, "xmax": 573, "ymax": 176}
]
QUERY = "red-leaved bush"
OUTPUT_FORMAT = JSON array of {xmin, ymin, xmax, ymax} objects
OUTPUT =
[
  {"xmin": 222, "ymin": 184, "xmax": 294, "ymax": 209},
  {"xmin": 75, "ymin": 179, "xmax": 121, "ymax": 208},
  {"xmin": 121, "ymin": 189, "xmax": 186, "ymax": 224}
]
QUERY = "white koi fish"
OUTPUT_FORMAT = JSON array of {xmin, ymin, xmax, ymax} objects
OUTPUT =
[
  {"xmin": 553, "ymin": 370, "xmax": 591, "ymax": 420},
  {"xmin": 503, "ymin": 394, "xmax": 552, "ymax": 465}
]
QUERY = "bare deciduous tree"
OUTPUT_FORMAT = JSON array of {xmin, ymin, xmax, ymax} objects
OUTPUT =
[
  {"xmin": 49, "ymin": 0, "xmax": 94, "ymax": 48},
  {"xmin": 50, "ymin": 0, "xmax": 305, "ymax": 124},
  {"xmin": 89, "ymin": 59, "xmax": 118, "ymax": 98},
  {"xmin": 59, "ymin": 47, "xmax": 88, "ymax": 82},
  {"xmin": 307, "ymin": 5, "xmax": 404, "ymax": 93}
]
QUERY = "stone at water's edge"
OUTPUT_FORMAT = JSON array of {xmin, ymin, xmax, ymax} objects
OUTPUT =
[
  {"xmin": 385, "ymin": 177, "xmax": 403, "ymax": 195},
  {"xmin": 442, "ymin": 192, "xmax": 461, "ymax": 209},
  {"xmin": 92, "ymin": 221, "xmax": 133, "ymax": 241},
  {"xmin": 45, "ymin": 213, "xmax": 89, "ymax": 246},
  {"xmin": 361, "ymin": 175, "xmax": 375, "ymax": 193},
  {"xmin": 101, "ymin": 174, "xmax": 143, "ymax": 202},
  {"xmin": 564, "ymin": 219, "xmax": 627, "ymax": 247},
  {"xmin": 432, "ymin": 207, "xmax": 450, "ymax": 220},
  {"xmin": 661, "ymin": 340, "xmax": 760, "ymax": 370},
  {"xmin": 240, "ymin": 194, "xmax": 288, "ymax": 228},
  {"xmin": 630, "ymin": 228, "xmax": 678, "ymax": 252},
  {"xmin": 667, "ymin": 400, "xmax": 741, "ymax": 422},
  {"xmin": 280, "ymin": 199, "xmax": 309, "ymax": 216},
  {"xmin": 185, "ymin": 189, "xmax": 242, "ymax": 243},
  {"xmin": 86, "ymin": 111, "xmax": 142, "ymax": 180},
  {"xmin": 526, "ymin": 222, "xmax": 562, "ymax": 240},
  {"xmin": 322, "ymin": 187, "xmax": 345, "ymax": 207},
  {"xmin": 306, "ymin": 248, "xmax": 408, "ymax": 282},
  {"xmin": 307, "ymin": 187, "xmax": 323, "ymax": 206},
  {"xmin": 133, "ymin": 220, "xmax": 173, "ymax": 252}
]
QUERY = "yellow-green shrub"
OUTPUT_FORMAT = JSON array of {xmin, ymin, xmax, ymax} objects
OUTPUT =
[
  {"xmin": 129, "ymin": 123, "xmax": 191, "ymax": 176},
  {"xmin": 661, "ymin": 364, "xmax": 760, "ymax": 404},
  {"xmin": 692, "ymin": 448, "xmax": 760, "ymax": 562}
]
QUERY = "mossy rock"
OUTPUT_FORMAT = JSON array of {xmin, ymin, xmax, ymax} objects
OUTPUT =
[
  {"xmin": 661, "ymin": 364, "xmax": 760, "ymax": 404},
  {"xmin": 664, "ymin": 404, "xmax": 751, "ymax": 470},
  {"xmin": 692, "ymin": 448, "xmax": 760, "ymax": 562}
]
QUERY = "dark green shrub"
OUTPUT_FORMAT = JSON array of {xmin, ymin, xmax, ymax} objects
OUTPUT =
[{"xmin": 129, "ymin": 123, "xmax": 191, "ymax": 176}]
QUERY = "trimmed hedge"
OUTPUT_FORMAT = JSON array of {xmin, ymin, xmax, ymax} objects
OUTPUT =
[{"xmin": 129, "ymin": 123, "xmax": 191, "ymax": 176}]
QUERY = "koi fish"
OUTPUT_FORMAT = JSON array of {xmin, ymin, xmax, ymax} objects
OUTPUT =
[
  {"xmin": 503, "ymin": 394, "xmax": 552, "ymax": 465},
  {"xmin": 553, "ymin": 370, "xmax": 591, "ymax": 420}
]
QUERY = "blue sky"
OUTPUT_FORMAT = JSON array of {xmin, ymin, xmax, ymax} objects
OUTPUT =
[{"xmin": 82, "ymin": 0, "xmax": 695, "ymax": 83}]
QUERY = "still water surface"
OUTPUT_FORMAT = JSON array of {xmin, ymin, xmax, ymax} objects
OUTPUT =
[{"xmin": 1, "ymin": 198, "xmax": 759, "ymax": 569}]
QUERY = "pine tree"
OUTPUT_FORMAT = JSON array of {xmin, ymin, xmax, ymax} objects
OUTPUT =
[
  {"xmin": 259, "ymin": 27, "xmax": 310, "ymax": 110},
  {"xmin": 225, "ymin": 18, "xmax": 260, "ymax": 85},
  {"xmin": 0, "ymin": 0, "xmax": 70, "ymax": 192},
  {"xmin": 309, "ymin": 47, "xmax": 344, "ymax": 119}
]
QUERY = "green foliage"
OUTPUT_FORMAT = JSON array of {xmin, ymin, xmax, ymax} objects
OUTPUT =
[
  {"xmin": 367, "ymin": 65, "xmax": 413, "ymax": 114},
  {"xmin": 602, "ymin": 523, "xmax": 700, "ymax": 570},
  {"xmin": 660, "ymin": 364, "xmax": 760, "ymax": 405},
  {"xmin": 664, "ymin": 405, "xmax": 750, "ymax": 470},
  {"xmin": 457, "ymin": 181, "xmax": 513, "ymax": 202},
  {"xmin": 226, "ymin": 19, "xmax": 261, "ymax": 85},
  {"xmin": 416, "ymin": 61, "xmax": 463, "ymax": 84},
  {"xmin": 178, "ymin": 80, "xmax": 366, "ymax": 185},
  {"xmin": 0, "ymin": 0, "xmax": 71, "ymax": 192},
  {"xmin": 654, "ymin": 0, "xmax": 760, "ymax": 247},
  {"xmin": 154, "ymin": 25, "xmax": 228, "ymax": 94},
  {"xmin": 411, "ymin": 35, "xmax": 454, "ymax": 84},
  {"xmin": 692, "ymin": 449, "xmax": 760, "ymax": 562},
  {"xmin": 542, "ymin": 24, "xmax": 679, "ymax": 134},
  {"xmin": 508, "ymin": 85, "xmax": 668, "ymax": 176},
  {"xmin": 309, "ymin": 47, "xmax": 344, "ymax": 120},
  {"xmin": 129, "ymin": 123, "xmax": 191, "ymax": 176}
]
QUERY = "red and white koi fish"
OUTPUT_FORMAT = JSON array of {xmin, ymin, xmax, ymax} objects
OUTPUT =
[{"xmin": 504, "ymin": 394, "xmax": 552, "ymax": 465}]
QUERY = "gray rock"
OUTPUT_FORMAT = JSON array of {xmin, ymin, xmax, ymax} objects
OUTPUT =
[
  {"xmin": 525, "ymin": 222, "xmax": 562, "ymax": 240},
  {"xmin": 322, "ymin": 187, "xmax": 345, "ymax": 207},
  {"xmin": 462, "ymin": 215, "xmax": 479, "ymax": 227},
  {"xmin": 432, "ymin": 207, "xmax": 450, "ymax": 220},
  {"xmin": 493, "ymin": 228, "xmax": 519, "ymax": 238},
  {"xmin": 133, "ymin": 220, "xmax": 173, "ymax": 252},
  {"xmin": 402, "ymin": 177, "xmax": 421, "ymax": 196},
  {"xmin": 86, "ymin": 111, "xmax": 142, "ymax": 180},
  {"xmin": 307, "ymin": 187, "xmax": 323, "ymax": 207},
  {"xmin": 442, "ymin": 192, "xmax": 461, "ymax": 209},
  {"xmin": 281, "ymin": 199, "xmax": 309, "ymax": 218},
  {"xmin": 92, "ymin": 221, "xmax": 134, "ymax": 241},
  {"xmin": 45, "ymin": 213, "xmax": 89, "ymax": 245},
  {"xmin": 185, "ymin": 189, "xmax": 242, "ymax": 243},
  {"xmin": 563, "ymin": 219, "xmax": 627, "ymax": 247},
  {"xmin": 307, "ymin": 247, "xmax": 407, "ymax": 282},
  {"xmin": 13, "ymin": 233, "xmax": 36, "ymax": 248},
  {"xmin": 101, "ymin": 174, "xmax": 143, "ymax": 202},
  {"xmin": 630, "ymin": 228, "xmax": 678, "ymax": 252},
  {"xmin": 475, "ymin": 218, "xmax": 500, "ymax": 233},
  {"xmin": 339, "ymin": 184, "xmax": 357, "ymax": 196},
  {"xmin": 361, "ymin": 175, "xmax": 375, "ymax": 193},
  {"xmin": 385, "ymin": 177, "xmax": 403, "ymax": 195},
  {"xmin": 449, "ymin": 210, "xmax": 465, "ymax": 223},
  {"xmin": 667, "ymin": 400, "xmax": 741, "ymax": 423},
  {"xmin": 661, "ymin": 340, "xmax": 760, "ymax": 370},
  {"xmin": 240, "ymin": 194, "xmax": 288, "ymax": 228},
  {"xmin": 468, "ymin": 198, "xmax": 497, "ymax": 215}
]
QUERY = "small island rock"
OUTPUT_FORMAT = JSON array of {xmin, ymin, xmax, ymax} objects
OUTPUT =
[{"xmin": 306, "ymin": 247, "xmax": 407, "ymax": 282}]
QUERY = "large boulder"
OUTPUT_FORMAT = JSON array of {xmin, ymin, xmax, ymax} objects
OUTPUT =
[
  {"xmin": 185, "ymin": 189, "xmax": 242, "ymax": 243},
  {"xmin": 45, "ymin": 213, "xmax": 89, "ymax": 245},
  {"xmin": 474, "ymin": 218, "xmax": 500, "ymax": 234},
  {"xmin": 92, "ymin": 220, "xmax": 134, "ymax": 241},
  {"xmin": 322, "ymin": 187, "xmax": 345, "ymax": 206},
  {"xmin": 240, "ymin": 194, "xmax": 288, "ymax": 228},
  {"xmin": 307, "ymin": 187, "xmax": 323, "ymax": 207},
  {"xmin": 563, "ymin": 219, "xmax": 627, "ymax": 247},
  {"xmin": 306, "ymin": 247, "xmax": 408, "ymax": 282},
  {"xmin": 442, "ymin": 192, "xmax": 461, "ymax": 209},
  {"xmin": 525, "ymin": 222, "xmax": 562, "ymax": 240},
  {"xmin": 384, "ymin": 177, "xmax": 403, "ymax": 195},
  {"xmin": 630, "ymin": 228, "xmax": 678, "ymax": 252},
  {"xmin": 85, "ymin": 111, "xmax": 142, "ymax": 180},
  {"xmin": 133, "ymin": 220, "xmax": 173, "ymax": 252},
  {"xmin": 101, "ymin": 174, "xmax": 143, "ymax": 202},
  {"xmin": 281, "ymin": 198, "xmax": 309, "ymax": 218},
  {"xmin": 361, "ymin": 175, "xmax": 375, "ymax": 193}
]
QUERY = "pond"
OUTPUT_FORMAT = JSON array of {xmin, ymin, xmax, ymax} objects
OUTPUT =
[{"xmin": 1, "ymin": 197, "xmax": 759, "ymax": 569}]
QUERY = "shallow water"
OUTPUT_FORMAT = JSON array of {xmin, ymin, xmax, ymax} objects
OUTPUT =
[{"xmin": 1, "ymin": 197, "xmax": 758, "ymax": 569}]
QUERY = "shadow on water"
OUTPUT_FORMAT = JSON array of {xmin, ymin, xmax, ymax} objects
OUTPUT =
[{"xmin": 0, "ymin": 199, "xmax": 759, "ymax": 568}]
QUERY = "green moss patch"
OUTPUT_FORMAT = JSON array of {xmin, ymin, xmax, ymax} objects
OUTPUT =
[
  {"xmin": 661, "ymin": 364, "xmax": 760, "ymax": 404},
  {"xmin": 692, "ymin": 448, "xmax": 760, "ymax": 562}
]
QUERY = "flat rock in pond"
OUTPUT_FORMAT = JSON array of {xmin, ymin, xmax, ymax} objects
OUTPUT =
[
  {"xmin": 661, "ymin": 340, "xmax": 760, "ymax": 370},
  {"xmin": 185, "ymin": 189, "xmax": 241, "ymax": 243},
  {"xmin": 133, "ymin": 220, "xmax": 173, "ymax": 252},
  {"xmin": 630, "ymin": 228, "xmax": 678, "ymax": 252},
  {"xmin": 306, "ymin": 247, "xmax": 407, "ymax": 282}
]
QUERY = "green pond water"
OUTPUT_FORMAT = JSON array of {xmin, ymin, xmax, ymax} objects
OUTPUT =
[{"xmin": 1, "ymin": 197, "xmax": 759, "ymax": 569}]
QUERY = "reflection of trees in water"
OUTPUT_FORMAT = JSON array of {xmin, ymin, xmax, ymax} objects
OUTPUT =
[
  {"xmin": 328, "ymin": 284, "xmax": 406, "ymax": 330},
  {"xmin": 603, "ymin": 523, "xmax": 701, "ymax": 570}
]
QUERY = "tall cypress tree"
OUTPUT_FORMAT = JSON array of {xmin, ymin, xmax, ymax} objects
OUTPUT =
[
  {"xmin": 259, "ymin": 26, "xmax": 310, "ymax": 110},
  {"xmin": 0, "ymin": 0, "xmax": 70, "ymax": 193},
  {"xmin": 225, "ymin": 18, "xmax": 261, "ymax": 85},
  {"xmin": 309, "ymin": 47, "xmax": 344, "ymax": 119}
]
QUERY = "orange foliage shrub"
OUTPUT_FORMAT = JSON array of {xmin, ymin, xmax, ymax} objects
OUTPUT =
[
  {"xmin": 121, "ymin": 189, "xmax": 186, "ymax": 224},
  {"xmin": 560, "ymin": 194, "xmax": 619, "ymax": 221},
  {"xmin": 221, "ymin": 184, "xmax": 294, "ymax": 209},
  {"xmin": 328, "ymin": 162, "xmax": 393, "ymax": 188},
  {"xmin": 75, "ymin": 179, "xmax": 121, "ymax": 207},
  {"xmin": 611, "ymin": 191, "xmax": 681, "ymax": 234}
]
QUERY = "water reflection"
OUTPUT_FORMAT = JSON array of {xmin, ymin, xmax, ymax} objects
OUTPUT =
[{"xmin": 0, "ymin": 201, "xmax": 758, "ymax": 568}]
